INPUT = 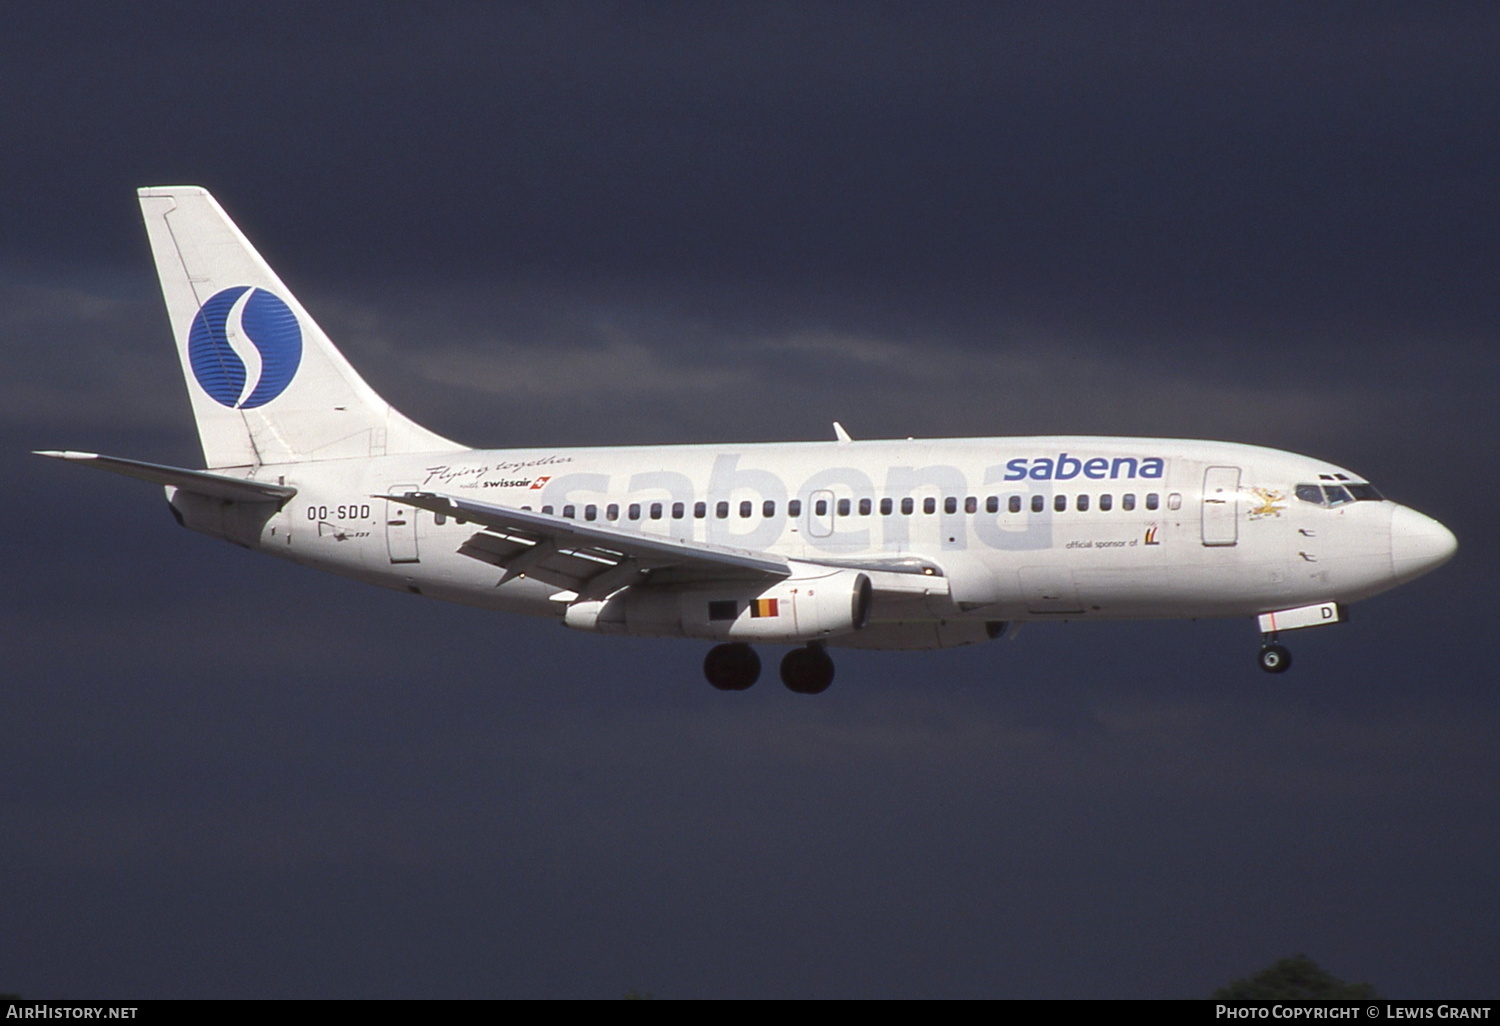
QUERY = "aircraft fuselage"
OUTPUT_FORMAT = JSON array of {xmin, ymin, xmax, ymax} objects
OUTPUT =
[{"xmin": 172, "ymin": 433, "xmax": 1449, "ymax": 643}]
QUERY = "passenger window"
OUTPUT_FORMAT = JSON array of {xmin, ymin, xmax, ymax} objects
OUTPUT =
[
  {"xmin": 1009, "ymin": 495, "xmax": 1021, "ymax": 514},
  {"xmin": 763, "ymin": 499, "xmax": 775, "ymax": 517},
  {"xmin": 880, "ymin": 498, "xmax": 893, "ymax": 515},
  {"xmin": 837, "ymin": 498, "xmax": 850, "ymax": 517},
  {"xmin": 944, "ymin": 497, "xmax": 958, "ymax": 515},
  {"xmin": 606, "ymin": 504, "xmax": 619, "ymax": 520},
  {"xmin": 788, "ymin": 499, "xmax": 802, "ymax": 517},
  {"xmin": 1145, "ymin": 494, "xmax": 1159, "ymax": 511},
  {"xmin": 1054, "ymin": 494, "xmax": 1067, "ymax": 513},
  {"xmin": 694, "ymin": 501, "xmax": 707, "ymax": 519},
  {"xmin": 716, "ymin": 501, "xmax": 729, "ymax": 519},
  {"xmin": 1122, "ymin": 494, "xmax": 1135, "ymax": 511},
  {"xmin": 815, "ymin": 499, "xmax": 828, "ymax": 516},
  {"xmin": 858, "ymin": 498, "xmax": 872, "ymax": 516},
  {"xmin": 672, "ymin": 502, "xmax": 684, "ymax": 519},
  {"xmin": 1031, "ymin": 494, "xmax": 1044, "ymax": 513},
  {"xmin": 562, "ymin": 504, "xmax": 575, "ymax": 519},
  {"xmin": 542, "ymin": 505, "xmax": 554, "ymax": 515},
  {"xmin": 650, "ymin": 502, "xmax": 663, "ymax": 520},
  {"xmin": 628, "ymin": 503, "xmax": 641, "ymax": 520},
  {"xmin": 986, "ymin": 496, "xmax": 999, "ymax": 514},
  {"xmin": 1100, "ymin": 494, "xmax": 1113, "ymax": 511},
  {"xmin": 923, "ymin": 497, "xmax": 936, "ymax": 515},
  {"xmin": 1168, "ymin": 493, "xmax": 1182, "ymax": 511},
  {"xmin": 739, "ymin": 500, "xmax": 753, "ymax": 518},
  {"xmin": 1076, "ymin": 494, "xmax": 1089, "ymax": 512},
  {"xmin": 901, "ymin": 497, "xmax": 914, "ymax": 515},
  {"xmin": 585, "ymin": 504, "xmax": 597, "ymax": 521}
]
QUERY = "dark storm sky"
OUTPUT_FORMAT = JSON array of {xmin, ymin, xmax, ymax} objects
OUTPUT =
[{"xmin": 3, "ymin": 2, "xmax": 1496, "ymax": 999}]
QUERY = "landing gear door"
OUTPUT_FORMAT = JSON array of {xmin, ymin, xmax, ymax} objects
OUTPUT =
[
  {"xmin": 386, "ymin": 486, "xmax": 420, "ymax": 564},
  {"xmin": 1202, "ymin": 466, "xmax": 1241, "ymax": 547},
  {"xmin": 1020, "ymin": 566, "xmax": 1083, "ymax": 614}
]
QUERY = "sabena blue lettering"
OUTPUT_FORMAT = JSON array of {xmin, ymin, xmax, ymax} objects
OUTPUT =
[{"xmin": 1004, "ymin": 454, "xmax": 1165, "ymax": 481}]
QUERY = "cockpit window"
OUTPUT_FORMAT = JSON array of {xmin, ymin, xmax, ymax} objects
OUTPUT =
[{"xmin": 1297, "ymin": 482, "xmax": 1384, "ymax": 507}]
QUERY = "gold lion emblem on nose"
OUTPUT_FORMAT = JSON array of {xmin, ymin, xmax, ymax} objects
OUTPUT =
[{"xmin": 1248, "ymin": 488, "xmax": 1286, "ymax": 519}]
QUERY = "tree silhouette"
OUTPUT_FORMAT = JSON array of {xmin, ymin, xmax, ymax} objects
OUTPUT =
[{"xmin": 1213, "ymin": 954, "xmax": 1377, "ymax": 1000}]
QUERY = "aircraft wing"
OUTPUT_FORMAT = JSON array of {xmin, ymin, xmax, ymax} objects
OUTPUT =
[{"xmin": 381, "ymin": 491, "xmax": 792, "ymax": 600}]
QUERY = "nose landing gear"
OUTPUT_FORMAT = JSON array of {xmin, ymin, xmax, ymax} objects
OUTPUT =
[
  {"xmin": 1253, "ymin": 603, "xmax": 1346, "ymax": 673},
  {"xmin": 1258, "ymin": 642, "xmax": 1292, "ymax": 674}
]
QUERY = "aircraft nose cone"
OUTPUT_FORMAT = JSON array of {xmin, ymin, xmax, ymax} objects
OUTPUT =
[{"xmin": 1390, "ymin": 505, "xmax": 1458, "ymax": 580}]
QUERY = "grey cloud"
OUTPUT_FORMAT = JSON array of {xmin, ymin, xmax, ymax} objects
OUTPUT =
[{"xmin": 0, "ymin": 279, "xmax": 181, "ymax": 431}]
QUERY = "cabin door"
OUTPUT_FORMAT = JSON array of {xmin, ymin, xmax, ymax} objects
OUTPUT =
[
  {"xmin": 385, "ymin": 486, "xmax": 421, "ymax": 563},
  {"xmin": 1201, "ymin": 466, "xmax": 1241, "ymax": 547},
  {"xmin": 808, "ymin": 489, "xmax": 836, "ymax": 539}
]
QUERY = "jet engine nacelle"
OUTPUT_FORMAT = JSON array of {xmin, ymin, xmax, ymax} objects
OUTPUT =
[{"xmin": 565, "ymin": 565, "xmax": 872, "ymax": 643}]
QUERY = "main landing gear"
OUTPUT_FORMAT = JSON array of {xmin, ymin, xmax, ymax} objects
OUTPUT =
[
  {"xmin": 779, "ymin": 643, "xmax": 835, "ymax": 695},
  {"xmin": 1258, "ymin": 640, "xmax": 1292, "ymax": 674},
  {"xmin": 702, "ymin": 642, "xmax": 836, "ymax": 694},
  {"xmin": 703, "ymin": 643, "xmax": 760, "ymax": 691}
]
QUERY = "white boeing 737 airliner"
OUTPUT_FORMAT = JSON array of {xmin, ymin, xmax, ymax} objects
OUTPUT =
[{"xmin": 38, "ymin": 187, "xmax": 1457, "ymax": 693}]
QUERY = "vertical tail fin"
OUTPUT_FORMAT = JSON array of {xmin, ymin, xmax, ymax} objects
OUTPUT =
[{"xmin": 138, "ymin": 186, "xmax": 464, "ymax": 468}]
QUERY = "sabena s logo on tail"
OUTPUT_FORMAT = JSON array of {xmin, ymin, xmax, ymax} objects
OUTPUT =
[{"xmin": 187, "ymin": 286, "xmax": 303, "ymax": 408}]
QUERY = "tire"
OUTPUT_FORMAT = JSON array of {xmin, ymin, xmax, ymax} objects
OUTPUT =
[
  {"xmin": 1258, "ymin": 644, "xmax": 1292, "ymax": 674},
  {"xmin": 704, "ymin": 643, "xmax": 760, "ymax": 690},
  {"xmin": 780, "ymin": 646, "xmax": 835, "ymax": 694}
]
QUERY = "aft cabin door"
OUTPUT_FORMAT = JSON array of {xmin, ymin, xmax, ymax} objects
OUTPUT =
[
  {"xmin": 386, "ymin": 486, "xmax": 421, "ymax": 564},
  {"xmin": 1201, "ymin": 466, "xmax": 1241, "ymax": 547}
]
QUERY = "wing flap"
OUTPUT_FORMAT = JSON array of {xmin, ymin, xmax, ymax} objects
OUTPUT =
[
  {"xmin": 387, "ymin": 491, "xmax": 791, "ymax": 596},
  {"xmin": 386, "ymin": 491, "xmax": 961, "ymax": 605}
]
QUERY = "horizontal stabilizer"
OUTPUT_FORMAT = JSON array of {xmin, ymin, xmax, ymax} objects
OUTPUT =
[{"xmin": 34, "ymin": 451, "xmax": 296, "ymax": 503}]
